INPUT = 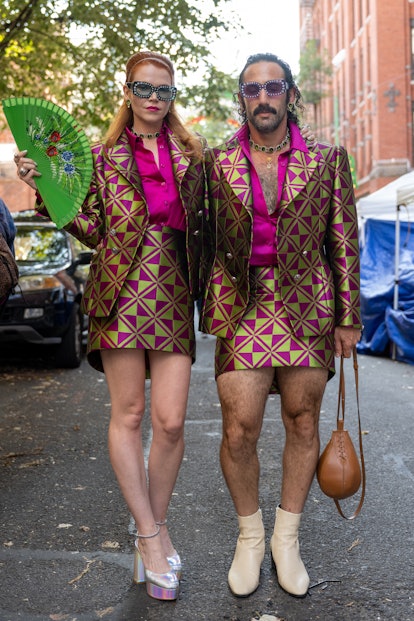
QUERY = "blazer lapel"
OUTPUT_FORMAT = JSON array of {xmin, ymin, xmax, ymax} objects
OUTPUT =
[
  {"xmin": 217, "ymin": 145, "xmax": 253, "ymax": 216},
  {"xmin": 279, "ymin": 149, "xmax": 321, "ymax": 208},
  {"xmin": 105, "ymin": 133, "xmax": 144, "ymax": 195},
  {"xmin": 168, "ymin": 133, "xmax": 191, "ymax": 188}
]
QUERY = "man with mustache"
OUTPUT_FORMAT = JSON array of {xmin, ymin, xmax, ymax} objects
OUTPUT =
[{"xmin": 201, "ymin": 53, "xmax": 361, "ymax": 598}]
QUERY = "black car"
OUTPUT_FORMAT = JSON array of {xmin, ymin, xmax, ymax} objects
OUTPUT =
[{"xmin": 0, "ymin": 211, "xmax": 93, "ymax": 368}]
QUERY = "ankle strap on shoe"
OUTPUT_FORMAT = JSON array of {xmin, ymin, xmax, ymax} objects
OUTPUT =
[{"xmin": 136, "ymin": 525, "xmax": 160, "ymax": 539}]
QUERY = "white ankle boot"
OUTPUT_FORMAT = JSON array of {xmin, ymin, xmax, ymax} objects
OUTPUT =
[
  {"xmin": 228, "ymin": 508, "xmax": 265, "ymax": 596},
  {"xmin": 270, "ymin": 505, "xmax": 309, "ymax": 597}
]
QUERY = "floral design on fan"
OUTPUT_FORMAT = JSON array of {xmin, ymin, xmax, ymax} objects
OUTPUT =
[{"xmin": 27, "ymin": 115, "xmax": 83, "ymax": 191}]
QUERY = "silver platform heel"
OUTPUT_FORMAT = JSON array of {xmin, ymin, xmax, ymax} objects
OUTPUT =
[{"xmin": 133, "ymin": 526, "xmax": 179, "ymax": 600}]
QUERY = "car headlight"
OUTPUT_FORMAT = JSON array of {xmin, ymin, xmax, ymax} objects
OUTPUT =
[{"xmin": 18, "ymin": 275, "xmax": 63, "ymax": 292}]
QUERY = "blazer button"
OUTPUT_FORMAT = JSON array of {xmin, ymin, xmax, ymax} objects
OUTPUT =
[
  {"xmin": 226, "ymin": 252, "xmax": 233, "ymax": 259},
  {"xmin": 293, "ymin": 273, "xmax": 300, "ymax": 281},
  {"xmin": 302, "ymin": 250, "xmax": 308, "ymax": 256},
  {"xmin": 111, "ymin": 247, "xmax": 120, "ymax": 254},
  {"xmin": 231, "ymin": 275, "xmax": 237, "ymax": 283},
  {"xmin": 193, "ymin": 229, "xmax": 200, "ymax": 236},
  {"xmin": 109, "ymin": 228, "xmax": 116, "ymax": 236},
  {"xmin": 198, "ymin": 209, "xmax": 203, "ymax": 217}
]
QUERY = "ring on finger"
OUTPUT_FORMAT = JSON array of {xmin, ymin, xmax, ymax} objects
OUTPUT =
[
  {"xmin": 14, "ymin": 153, "xmax": 19, "ymax": 162},
  {"xmin": 19, "ymin": 167, "xmax": 29, "ymax": 177}
]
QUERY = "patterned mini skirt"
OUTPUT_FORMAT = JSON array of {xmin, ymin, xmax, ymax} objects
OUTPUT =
[
  {"xmin": 87, "ymin": 224, "xmax": 195, "ymax": 373},
  {"xmin": 214, "ymin": 265, "xmax": 335, "ymax": 394}
]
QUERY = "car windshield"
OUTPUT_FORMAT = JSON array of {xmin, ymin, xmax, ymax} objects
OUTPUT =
[{"xmin": 14, "ymin": 225, "xmax": 71, "ymax": 270}]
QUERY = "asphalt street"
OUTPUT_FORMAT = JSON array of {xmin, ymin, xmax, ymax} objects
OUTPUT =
[{"xmin": 0, "ymin": 331, "xmax": 413, "ymax": 621}]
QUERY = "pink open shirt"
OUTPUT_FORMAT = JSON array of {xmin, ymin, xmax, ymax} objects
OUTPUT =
[{"xmin": 238, "ymin": 123, "xmax": 307, "ymax": 266}]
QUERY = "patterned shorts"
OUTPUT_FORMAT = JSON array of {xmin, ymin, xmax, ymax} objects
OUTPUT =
[
  {"xmin": 87, "ymin": 225, "xmax": 195, "ymax": 373},
  {"xmin": 215, "ymin": 265, "xmax": 335, "ymax": 394}
]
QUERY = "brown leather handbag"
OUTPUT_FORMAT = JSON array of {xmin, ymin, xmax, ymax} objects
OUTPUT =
[{"xmin": 317, "ymin": 347, "xmax": 366, "ymax": 519}]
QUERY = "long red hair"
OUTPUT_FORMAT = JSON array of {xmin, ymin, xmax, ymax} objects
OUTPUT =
[{"xmin": 104, "ymin": 51, "xmax": 203, "ymax": 160}]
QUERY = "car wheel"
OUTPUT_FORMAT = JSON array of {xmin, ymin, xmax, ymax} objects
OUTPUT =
[{"xmin": 54, "ymin": 304, "xmax": 83, "ymax": 368}]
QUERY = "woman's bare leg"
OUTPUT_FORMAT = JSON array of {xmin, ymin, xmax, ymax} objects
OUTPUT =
[
  {"xmin": 147, "ymin": 350, "xmax": 192, "ymax": 555},
  {"xmin": 101, "ymin": 348, "xmax": 170, "ymax": 574}
]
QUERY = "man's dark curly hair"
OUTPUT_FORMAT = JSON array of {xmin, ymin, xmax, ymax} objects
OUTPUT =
[{"xmin": 237, "ymin": 53, "xmax": 305, "ymax": 125}]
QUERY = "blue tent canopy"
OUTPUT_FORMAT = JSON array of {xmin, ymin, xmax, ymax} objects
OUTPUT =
[{"xmin": 357, "ymin": 218, "xmax": 414, "ymax": 364}]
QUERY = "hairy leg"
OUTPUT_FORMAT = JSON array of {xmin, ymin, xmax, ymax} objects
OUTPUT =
[
  {"xmin": 276, "ymin": 366, "xmax": 329, "ymax": 513},
  {"xmin": 217, "ymin": 368, "xmax": 274, "ymax": 516}
]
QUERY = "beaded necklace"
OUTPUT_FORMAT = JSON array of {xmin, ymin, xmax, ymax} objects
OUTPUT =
[
  {"xmin": 131, "ymin": 128, "xmax": 160, "ymax": 139},
  {"xmin": 249, "ymin": 129, "xmax": 290, "ymax": 154}
]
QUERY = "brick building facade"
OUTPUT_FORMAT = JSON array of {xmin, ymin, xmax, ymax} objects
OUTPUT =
[{"xmin": 299, "ymin": 0, "xmax": 414, "ymax": 198}]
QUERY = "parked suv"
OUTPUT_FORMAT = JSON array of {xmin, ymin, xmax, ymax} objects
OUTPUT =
[{"xmin": 0, "ymin": 211, "xmax": 92, "ymax": 368}]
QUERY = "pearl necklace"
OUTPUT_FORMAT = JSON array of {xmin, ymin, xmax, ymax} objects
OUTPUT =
[
  {"xmin": 131, "ymin": 128, "xmax": 160, "ymax": 139},
  {"xmin": 249, "ymin": 129, "xmax": 290, "ymax": 154}
]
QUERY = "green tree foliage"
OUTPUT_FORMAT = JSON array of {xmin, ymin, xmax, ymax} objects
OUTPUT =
[
  {"xmin": 180, "ymin": 64, "xmax": 239, "ymax": 143},
  {"xmin": 297, "ymin": 39, "xmax": 332, "ymax": 106},
  {"xmin": 0, "ymin": 0, "xmax": 239, "ymax": 135}
]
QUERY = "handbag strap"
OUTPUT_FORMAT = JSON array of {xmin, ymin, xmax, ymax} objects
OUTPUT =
[{"xmin": 334, "ymin": 346, "xmax": 366, "ymax": 520}]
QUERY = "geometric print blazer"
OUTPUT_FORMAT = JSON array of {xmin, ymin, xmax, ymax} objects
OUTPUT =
[
  {"xmin": 57, "ymin": 129, "xmax": 205, "ymax": 318},
  {"xmin": 201, "ymin": 124, "xmax": 362, "ymax": 340}
]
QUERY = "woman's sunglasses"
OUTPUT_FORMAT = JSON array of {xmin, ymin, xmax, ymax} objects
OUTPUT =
[{"xmin": 126, "ymin": 81, "xmax": 177, "ymax": 101}]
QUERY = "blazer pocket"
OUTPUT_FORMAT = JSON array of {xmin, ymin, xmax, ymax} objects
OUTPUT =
[{"xmin": 81, "ymin": 244, "xmax": 135, "ymax": 317}]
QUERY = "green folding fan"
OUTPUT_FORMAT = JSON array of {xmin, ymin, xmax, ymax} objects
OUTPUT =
[{"xmin": 2, "ymin": 97, "xmax": 93, "ymax": 229}]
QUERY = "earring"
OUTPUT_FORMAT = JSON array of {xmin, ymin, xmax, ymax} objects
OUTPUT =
[
  {"xmin": 126, "ymin": 100, "xmax": 131, "ymax": 108},
  {"xmin": 287, "ymin": 103, "xmax": 294, "ymax": 112}
]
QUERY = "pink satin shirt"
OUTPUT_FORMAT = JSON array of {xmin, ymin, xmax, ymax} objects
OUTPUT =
[
  {"xmin": 126, "ymin": 126, "xmax": 185, "ymax": 231},
  {"xmin": 238, "ymin": 123, "xmax": 307, "ymax": 266}
]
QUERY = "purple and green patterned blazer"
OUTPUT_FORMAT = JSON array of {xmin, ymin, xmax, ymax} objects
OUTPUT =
[
  {"xmin": 201, "ymin": 123, "xmax": 362, "ymax": 339},
  {"xmin": 46, "ymin": 129, "xmax": 205, "ymax": 318}
]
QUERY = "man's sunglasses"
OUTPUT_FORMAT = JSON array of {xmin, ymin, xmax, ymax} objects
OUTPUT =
[
  {"xmin": 126, "ymin": 81, "xmax": 177, "ymax": 101},
  {"xmin": 240, "ymin": 79, "xmax": 290, "ymax": 99}
]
